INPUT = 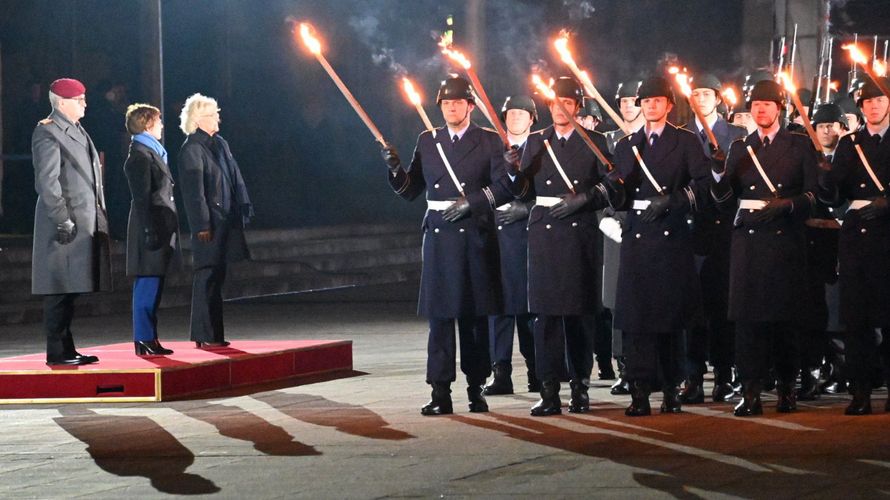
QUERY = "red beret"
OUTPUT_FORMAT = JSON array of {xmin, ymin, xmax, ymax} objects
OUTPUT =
[{"xmin": 49, "ymin": 78, "xmax": 86, "ymax": 99}]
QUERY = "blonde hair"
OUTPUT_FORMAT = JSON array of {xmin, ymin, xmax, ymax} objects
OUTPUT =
[
  {"xmin": 179, "ymin": 93, "xmax": 218, "ymax": 135},
  {"xmin": 125, "ymin": 103, "xmax": 161, "ymax": 135}
]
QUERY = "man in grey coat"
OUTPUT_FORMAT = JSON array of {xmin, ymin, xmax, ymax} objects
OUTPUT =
[{"xmin": 31, "ymin": 78, "xmax": 112, "ymax": 365}]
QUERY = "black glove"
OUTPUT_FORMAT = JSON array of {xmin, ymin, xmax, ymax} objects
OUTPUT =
[
  {"xmin": 56, "ymin": 220, "xmax": 76, "ymax": 244},
  {"xmin": 497, "ymin": 201, "xmax": 529, "ymax": 225},
  {"xmin": 380, "ymin": 142, "xmax": 401, "ymax": 173},
  {"xmin": 640, "ymin": 195, "xmax": 670, "ymax": 222},
  {"xmin": 503, "ymin": 146, "xmax": 520, "ymax": 172},
  {"xmin": 550, "ymin": 192, "xmax": 590, "ymax": 219},
  {"xmin": 442, "ymin": 197, "xmax": 471, "ymax": 222},
  {"xmin": 858, "ymin": 196, "xmax": 889, "ymax": 221},
  {"xmin": 709, "ymin": 143, "xmax": 727, "ymax": 173},
  {"xmin": 751, "ymin": 197, "xmax": 793, "ymax": 223},
  {"xmin": 144, "ymin": 228, "xmax": 161, "ymax": 250}
]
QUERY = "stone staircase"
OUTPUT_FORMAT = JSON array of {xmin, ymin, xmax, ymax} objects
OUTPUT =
[{"xmin": 0, "ymin": 224, "xmax": 422, "ymax": 325}]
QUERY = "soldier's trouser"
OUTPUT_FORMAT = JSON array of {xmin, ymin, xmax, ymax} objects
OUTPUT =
[
  {"xmin": 845, "ymin": 326, "xmax": 890, "ymax": 386},
  {"xmin": 534, "ymin": 315, "xmax": 590, "ymax": 383},
  {"xmin": 735, "ymin": 321, "xmax": 799, "ymax": 383},
  {"xmin": 624, "ymin": 330, "xmax": 683, "ymax": 388},
  {"xmin": 584, "ymin": 310, "xmax": 613, "ymax": 362},
  {"xmin": 488, "ymin": 314, "xmax": 535, "ymax": 367},
  {"xmin": 684, "ymin": 320, "xmax": 735, "ymax": 378},
  {"xmin": 44, "ymin": 293, "xmax": 79, "ymax": 359},
  {"xmin": 427, "ymin": 316, "xmax": 490, "ymax": 385},
  {"xmin": 190, "ymin": 264, "xmax": 227, "ymax": 343}
]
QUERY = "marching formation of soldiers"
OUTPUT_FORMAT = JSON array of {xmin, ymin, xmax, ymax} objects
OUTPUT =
[{"xmin": 380, "ymin": 67, "xmax": 890, "ymax": 418}]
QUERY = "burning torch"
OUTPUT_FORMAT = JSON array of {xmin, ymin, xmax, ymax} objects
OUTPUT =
[
  {"xmin": 843, "ymin": 44, "xmax": 890, "ymax": 98},
  {"xmin": 401, "ymin": 77, "xmax": 436, "ymax": 136},
  {"xmin": 778, "ymin": 72, "xmax": 824, "ymax": 154}
]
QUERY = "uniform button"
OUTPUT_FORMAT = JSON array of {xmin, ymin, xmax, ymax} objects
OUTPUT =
[
  {"xmin": 170, "ymin": 196, "xmax": 175, "ymax": 201},
  {"xmin": 861, "ymin": 228, "xmax": 867, "ymax": 234},
  {"xmin": 748, "ymin": 209, "xmax": 754, "ymax": 213},
  {"xmin": 750, "ymin": 185, "xmax": 756, "ymax": 190},
  {"xmin": 664, "ymin": 230, "xmax": 670, "ymax": 236},
  {"xmin": 546, "ymin": 180, "xmax": 552, "ymax": 185},
  {"xmin": 573, "ymin": 179, "xmax": 579, "ymax": 185},
  {"xmin": 434, "ymin": 228, "xmax": 440, "ymax": 233},
  {"xmin": 434, "ymin": 183, "xmax": 440, "ymax": 189},
  {"xmin": 636, "ymin": 210, "xmax": 642, "ymax": 215},
  {"xmin": 662, "ymin": 186, "xmax": 667, "ymax": 191},
  {"xmin": 460, "ymin": 182, "xmax": 466, "ymax": 187},
  {"xmin": 860, "ymin": 183, "xmax": 867, "ymax": 188},
  {"xmin": 497, "ymin": 225, "xmax": 503, "ymax": 230},
  {"xmin": 777, "ymin": 183, "xmax": 783, "ymax": 188},
  {"xmin": 748, "ymin": 229, "xmax": 755, "ymax": 234},
  {"xmin": 572, "ymin": 222, "xmax": 578, "ymax": 227},
  {"xmin": 635, "ymin": 188, "xmax": 640, "ymax": 193},
  {"xmin": 776, "ymin": 230, "xmax": 782, "ymax": 235},
  {"xmin": 635, "ymin": 233, "xmax": 641, "ymax": 239},
  {"xmin": 459, "ymin": 228, "xmax": 465, "ymax": 233},
  {"xmin": 546, "ymin": 224, "xmax": 552, "ymax": 229},
  {"xmin": 715, "ymin": 220, "xmax": 721, "ymax": 225}
]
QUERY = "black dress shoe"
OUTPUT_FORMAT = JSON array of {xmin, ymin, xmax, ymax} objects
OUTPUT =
[
  {"xmin": 712, "ymin": 382, "xmax": 736, "ymax": 402},
  {"xmin": 135, "ymin": 340, "xmax": 174, "ymax": 356},
  {"xmin": 421, "ymin": 382, "xmax": 453, "ymax": 416},
  {"xmin": 195, "ymin": 341, "xmax": 230, "ymax": 348},
  {"xmin": 483, "ymin": 363, "xmax": 514, "ymax": 396},
  {"xmin": 820, "ymin": 379, "xmax": 847, "ymax": 395},
  {"xmin": 568, "ymin": 380, "xmax": 590, "ymax": 413},
  {"xmin": 46, "ymin": 354, "xmax": 98, "ymax": 366},
  {"xmin": 776, "ymin": 382, "xmax": 797, "ymax": 413},
  {"xmin": 68, "ymin": 350, "xmax": 99, "ymax": 364},
  {"xmin": 660, "ymin": 387, "xmax": 682, "ymax": 413},
  {"xmin": 845, "ymin": 385, "xmax": 872, "ymax": 415},
  {"xmin": 679, "ymin": 378, "xmax": 704, "ymax": 404},
  {"xmin": 797, "ymin": 368, "xmax": 820, "ymax": 401},
  {"xmin": 597, "ymin": 359, "xmax": 616, "ymax": 380},
  {"xmin": 625, "ymin": 381, "xmax": 651, "ymax": 417},
  {"xmin": 467, "ymin": 384, "xmax": 489, "ymax": 413},
  {"xmin": 734, "ymin": 382, "xmax": 763, "ymax": 417},
  {"xmin": 530, "ymin": 380, "xmax": 561, "ymax": 416}
]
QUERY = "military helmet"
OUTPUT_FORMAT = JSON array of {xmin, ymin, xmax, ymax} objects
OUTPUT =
[
  {"xmin": 551, "ymin": 76, "xmax": 584, "ymax": 104},
  {"xmin": 635, "ymin": 76, "xmax": 675, "ymax": 107},
  {"xmin": 848, "ymin": 76, "xmax": 867, "ymax": 99},
  {"xmin": 501, "ymin": 94, "xmax": 538, "ymax": 123},
  {"xmin": 811, "ymin": 103, "xmax": 849, "ymax": 129},
  {"xmin": 746, "ymin": 80, "xmax": 786, "ymax": 109},
  {"xmin": 743, "ymin": 69, "xmax": 775, "ymax": 97},
  {"xmin": 579, "ymin": 99, "xmax": 603, "ymax": 120},
  {"xmin": 436, "ymin": 77, "xmax": 475, "ymax": 105},
  {"xmin": 692, "ymin": 73, "xmax": 723, "ymax": 93},
  {"xmin": 615, "ymin": 79, "xmax": 642, "ymax": 105},
  {"xmin": 856, "ymin": 76, "xmax": 890, "ymax": 107}
]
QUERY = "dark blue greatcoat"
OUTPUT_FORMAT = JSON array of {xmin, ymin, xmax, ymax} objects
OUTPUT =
[
  {"xmin": 389, "ymin": 123, "xmax": 512, "ymax": 318},
  {"xmin": 714, "ymin": 129, "xmax": 819, "ymax": 323},
  {"xmin": 495, "ymin": 141, "xmax": 533, "ymax": 316},
  {"xmin": 613, "ymin": 123, "xmax": 712, "ymax": 333},
  {"xmin": 829, "ymin": 129, "xmax": 890, "ymax": 326},
  {"xmin": 513, "ymin": 126, "xmax": 612, "ymax": 316}
]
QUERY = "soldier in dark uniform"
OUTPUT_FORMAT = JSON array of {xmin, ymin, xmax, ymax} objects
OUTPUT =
[
  {"xmin": 613, "ymin": 77, "xmax": 713, "ymax": 417},
  {"xmin": 380, "ymin": 77, "xmax": 513, "ymax": 415},
  {"xmin": 820, "ymin": 76, "xmax": 890, "ymax": 415},
  {"xmin": 710, "ymin": 80, "xmax": 821, "ymax": 417},
  {"xmin": 602, "ymin": 79, "xmax": 645, "ymax": 396},
  {"xmin": 484, "ymin": 95, "xmax": 539, "ymax": 396},
  {"xmin": 507, "ymin": 77, "xmax": 622, "ymax": 416},
  {"xmin": 798, "ymin": 103, "xmax": 847, "ymax": 401},
  {"xmin": 679, "ymin": 73, "xmax": 747, "ymax": 404},
  {"xmin": 837, "ymin": 95, "xmax": 863, "ymax": 137}
]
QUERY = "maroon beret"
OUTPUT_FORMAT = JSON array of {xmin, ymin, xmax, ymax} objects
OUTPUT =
[{"xmin": 49, "ymin": 78, "xmax": 86, "ymax": 99}]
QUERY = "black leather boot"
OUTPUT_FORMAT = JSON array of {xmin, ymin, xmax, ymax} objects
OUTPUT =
[
  {"xmin": 568, "ymin": 379, "xmax": 590, "ymax": 413},
  {"xmin": 797, "ymin": 367, "xmax": 821, "ymax": 401},
  {"xmin": 776, "ymin": 381, "xmax": 797, "ymax": 413},
  {"xmin": 467, "ymin": 382, "xmax": 489, "ymax": 413},
  {"xmin": 525, "ymin": 360, "xmax": 541, "ymax": 392},
  {"xmin": 844, "ymin": 381, "xmax": 872, "ymax": 415},
  {"xmin": 483, "ymin": 363, "xmax": 514, "ymax": 396},
  {"xmin": 625, "ymin": 381, "xmax": 651, "ymax": 417},
  {"xmin": 530, "ymin": 380, "xmax": 561, "ymax": 416},
  {"xmin": 611, "ymin": 357, "xmax": 630, "ymax": 395},
  {"xmin": 711, "ymin": 367, "xmax": 736, "ymax": 402},
  {"xmin": 679, "ymin": 375, "xmax": 704, "ymax": 404},
  {"xmin": 734, "ymin": 381, "xmax": 763, "ymax": 417},
  {"xmin": 597, "ymin": 356, "xmax": 616, "ymax": 380},
  {"xmin": 421, "ymin": 382, "xmax": 453, "ymax": 416},
  {"xmin": 135, "ymin": 340, "xmax": 174, "ymax": 356},
  {"xmin": 661, "ymin": 385, "xmax": 682, "ymax": 413}
]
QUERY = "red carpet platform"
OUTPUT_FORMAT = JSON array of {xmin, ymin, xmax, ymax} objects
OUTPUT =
[{"xmin": 0, "ymin": 340, "xmax": 352, "ymax": 404}]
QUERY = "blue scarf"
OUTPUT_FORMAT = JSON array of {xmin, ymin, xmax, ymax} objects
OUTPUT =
[{"xmin": 132, "ymin": 132, "xmax": 168, "ymax": 164}]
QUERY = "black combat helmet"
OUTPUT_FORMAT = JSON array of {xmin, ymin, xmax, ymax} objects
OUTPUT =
[
  {"xmin": 551, "ymin": 76, "xmax": 584, "ymax": 104},
  {"xmin": 615, "ymin": 79, "xmax": 642, "ymax": 107},
  {"xmin": 746, "ymin": 80, "xmax": 786, "ymax": 109},
  {"xmin": 579, "ymin": 99, "xmax": 603, "ymax": 120},
  {"xmin": 692, "ymin": 73, "xmax": 723, "ymax": 93},
  {"xmin": 811, "ymin": 103, "xmax": 849, "ymax": 130},
  {"xmin": 501, "ymin": 95, "xmax": 538, "ymax": 123},
  {"xmin": 856, "ymin": 76, "xmax": 890, "ymax": 107},
  {"xmin": 635, "ymin": 76, "xmax": 675, "ymax": 106},
  {"xmin": 436, "ymin": 77, "xmax": 475, "ymax": 105}
]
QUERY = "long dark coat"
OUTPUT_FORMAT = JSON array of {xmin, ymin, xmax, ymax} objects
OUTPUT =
[
  {"xmin": 829, "ymin": 129, "xmax": 890, "ymax": 327},
  {"xmin": 495, "ymin": 198, "xmax": 534, "ymax": 315},
  {"xmin": 31, "ymin": 110, "xmax": 112, "ymax": 295},
  {"xmin": 389, "ymin": 123, "xmax": 512, "ymax": 318},
  {"xmin": 514, "ymin": 126, "xmax": 611, "ymax": 316},
  {"xmin": 178, "ymin": 130, "xmax": 252, "ymax": 269},
  {"xmin": 713, "ymin": 128, "xmax": 819, "ymax": 323},
  {"xmin": 613, "ymin": 123, "xmax": 712, "ymax": 333},
  {"xmin": 123, "ymin": 141, "xmax": 179, "ymax": 276}
]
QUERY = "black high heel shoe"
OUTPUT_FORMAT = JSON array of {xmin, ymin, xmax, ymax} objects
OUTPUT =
[
  {"xmin": 135, "ymin": 340, "xmax": 174, "ymax": 356},
  {"xmin": 195, "ymin": 341, "xmax": 230, "ymax": 349}
]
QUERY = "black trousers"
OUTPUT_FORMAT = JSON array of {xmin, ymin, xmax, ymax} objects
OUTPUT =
[
  {"xmin": 584, "ymin": 310, "xmax": 613, "ymax": 362},
  {"xmin": 845, "ymin": 326, "xmax": 890, "ymax": 386},
  {"xmin": 683, "ymin": 321, "xmax": 735, "ymax": 378},
  {"xmin": 735, "ymin": 321, "xmax": 799, "ymax": 383},
  {"xmin": 624, "ymin": 330, "xmax": 683, "ymax": 389},
  {"xmin": 43, "ymin": 293, "xmax": 80, "ymax": 359},
  {"xmin": 488, "ymin": 314, "xmax": 535, "ymax": 368},
  {"xmin": 427, "ymin": 316, "xmax": 490, "ymax": 385},
  {"xmin": 190, "ymin": 264, "xmax": 227, "ymax": 342},
  {"xmin": 533, "ymin": 315, "xmax": 592, "ymax": 383}
]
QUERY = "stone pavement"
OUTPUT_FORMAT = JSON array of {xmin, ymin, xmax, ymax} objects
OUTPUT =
[{"xmin": 0, "ymin": 284, "xmax": 888, "ymax": 499}]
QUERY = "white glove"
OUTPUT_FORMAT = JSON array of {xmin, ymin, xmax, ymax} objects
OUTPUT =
[{"xmin": 599, "ymin": 216, "xmax": 623, "ymax": 243}]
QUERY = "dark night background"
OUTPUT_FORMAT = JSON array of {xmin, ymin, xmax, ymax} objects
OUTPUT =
[{"xmin": 1, "ymin": 0, "xmax": 888, "ymax": 236}]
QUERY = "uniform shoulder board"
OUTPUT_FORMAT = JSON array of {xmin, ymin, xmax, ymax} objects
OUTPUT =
[
  {"xmin": 789, "ymin": 130, "xmax": 809, "ymax": 139},
  {"xmin": 38, "ymin": 118, "xmax": 54, "ymax": 126}
]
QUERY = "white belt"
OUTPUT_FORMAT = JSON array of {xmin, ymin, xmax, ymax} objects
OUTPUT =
[
  {"xmin": 427, "ymin": 200, "xmax": 453, "ymax": 211},
  {"xmin": 631, "ymin": 200, "xmax": 651, "ymax": 210},
  {"xmin": 535, "ymin": 196, "xmax": 562, "ymax": 207},
  {"xmin": 848, "ymin": 199, "xmax": 872, "ymax": 211},
  {"xmin": 739, "ymin": 199, "xmax": 768, "ymax": 210}
]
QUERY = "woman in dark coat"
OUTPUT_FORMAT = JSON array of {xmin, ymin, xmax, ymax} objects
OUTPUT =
[{"xmin": 123, "ymin": 103, "xmax": 179, "ymax": 355}]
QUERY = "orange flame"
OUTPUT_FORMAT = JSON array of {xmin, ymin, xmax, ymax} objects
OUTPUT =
[
  {"xmin": 668, "ymin": 66, "xmax": 680, "ymax": 75},
  {"xmin": 674, "ymin": 73, "xmax": 692, "ymax": 97},
  {"xmin": 531, "ymin": 74, "xmax": 555, "ymax": 100},
  {"xmin": 843, "ymin": 44, "xmax": 869, "ymax": 65},
  {"xmin": 553, "ymin": 32, "xmax": 575, "ymax": 66},
  {"xmin": 401, "ymin": 78, "xmax": 422, "ymax": 106},
  {"xmin": 438, "ymin": 35, "xmax": 472, "ymax": 69},
  {"xmin": 777, "ymin": 71, "xmax": 796, "ymax": 92},
  {"xmin": 874, "ymin": 59, "xmax": 888, "ymax": 77},
  {"xmin": 299, "ymin": 23, "xmax": 322, "ymax": 55},
  {"xmin": 721, "ymin": 87, "xmax": 738, "ymax": 106},
  {"xmin": 829, "ymin": 80, "xmax": 840, "ymax": 91}
]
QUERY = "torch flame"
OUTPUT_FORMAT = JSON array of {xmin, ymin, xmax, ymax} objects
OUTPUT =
[
  {"xmin": 554, "ymin": 33, "xmax": 574, "ymax": 66},
  {"xmin": 402, "ymin": 78, "xmax": 422, "ymax": 106},
  {"xmin": 441, "ymin": 46, "xmax": 472, "ymax": 69},
  {"xmin": 531, "ymin": 74, "xmax": 556, "ymax": 100},
  {"xmin": 778, "ymin": 71, "xmax": 796, "ymax": 92},
  {"xmin": 829, "ymin": 80, "xmax": 840, "ymax": 91},
  {"xmin": 668, "ymin": 66, "xmax": 680, "ymax": 75},
  {"xmin": 843, "ymin": 44, "xmax": 869, "ymax": 65},
  {"xmin": 721, "ymin": 87, "xmax": 738, "ymax": 106},
  {"xmin": 674, "ymin": 73, "xmax": 692, "ymax": 97},
  {"xmin": 874, "ymin": 59, "xmax": 888, "ymax": 77},
  {"xmin": 299, "ymin": 23, "xmax": 322, "ymax": 55}
]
